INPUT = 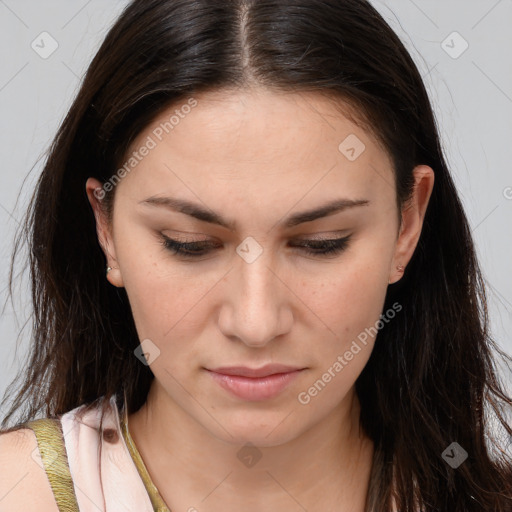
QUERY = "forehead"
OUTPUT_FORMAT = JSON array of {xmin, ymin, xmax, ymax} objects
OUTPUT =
[{"xmin": 116, "ymin": 87, "xmax": 394, "ymax": 212}]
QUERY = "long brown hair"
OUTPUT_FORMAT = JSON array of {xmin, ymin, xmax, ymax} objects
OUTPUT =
[{"xmin": 2, "ymin": 0, "xmax": 511, "ymax": 509}]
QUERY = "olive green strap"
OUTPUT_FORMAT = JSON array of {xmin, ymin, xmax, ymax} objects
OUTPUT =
[
  {"xmin": 24, "ymin": 418, "xmax": 80, "ymax": 512},
  {"xmin": 120, "ymin": 415, "xmax": 171, "ymax": 512}
]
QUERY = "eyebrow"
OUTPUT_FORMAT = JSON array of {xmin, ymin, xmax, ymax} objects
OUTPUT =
[{"xmin": 139, "ymin": 196, "xmax": 370, "ymax": 230}]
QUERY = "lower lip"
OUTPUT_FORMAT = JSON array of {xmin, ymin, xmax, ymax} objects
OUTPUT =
[{"xmin": 207, "ymin": 369, "xmax": 304, "ymax": 401}]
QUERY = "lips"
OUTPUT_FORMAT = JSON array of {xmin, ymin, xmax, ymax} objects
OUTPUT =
[
  {"xmin": 205, "ymin": 364, "xmax": 306, "ymax": 401},
  {"xmin": 207, "ymin": 363, "xmax": 304, "ymax": 378}
]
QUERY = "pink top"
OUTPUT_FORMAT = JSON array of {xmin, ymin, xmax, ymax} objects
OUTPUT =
[
  {"xmin": 57, "ymin": 394, "xmax": 159, "ymax": 511},
  {"xmin": 28, "ymin": 395, "xmax": 407, "ymax": 511}
]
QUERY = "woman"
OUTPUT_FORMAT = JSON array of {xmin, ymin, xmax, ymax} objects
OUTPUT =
[{"xmin": 1, "ymin": 0, "xmax": 511, "ymax": 510}]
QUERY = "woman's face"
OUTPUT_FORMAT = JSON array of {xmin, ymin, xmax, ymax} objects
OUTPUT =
[{"xmin": 87, "ymin": 87, "xmax": 433, "ymax": 446}]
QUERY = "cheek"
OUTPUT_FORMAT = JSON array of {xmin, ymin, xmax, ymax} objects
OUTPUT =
[
  {"xmin": 122, "ymin": 266, "xmax": 212, "ymax": 382},
  {"xmin": 299, "ymin": 259, "xmax": 390, "ymax": 345},
  {"xmin": 293, "ymin": 267, "xmax": 389, "ymax": 411},
  {"xmin": 113, "ymin": 225, "xmax": 209, "ymax": 343},
  {"xmin": 124, "ymin": 267, "xmax": 210, "ymax": 340}
]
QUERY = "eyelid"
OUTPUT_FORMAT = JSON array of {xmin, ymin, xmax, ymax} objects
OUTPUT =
[
  {"xmin": 159, "ymin": 232, "xmax": 352, "ymax": 260},
  {"xmin": 293, "ymin": 231, "xmax": 350, "ymax": 240},
  {"xmin": 161, "ymin": 232, "xmax": 212, "ymax": 243}
]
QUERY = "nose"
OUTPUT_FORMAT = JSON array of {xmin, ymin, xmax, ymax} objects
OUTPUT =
[{"xmin": 218, "ymin": 247, "xmax": 293, "ymax": 348}]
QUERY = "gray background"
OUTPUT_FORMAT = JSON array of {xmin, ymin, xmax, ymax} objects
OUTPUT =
[{"xmin": 1, "ymin": 1, "xmax": 511, "ymax": 415}]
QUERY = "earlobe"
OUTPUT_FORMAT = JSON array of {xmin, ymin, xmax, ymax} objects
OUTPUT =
[
  {"xmin": 388, "ymin": 264, "xmax": 405, "ymax": 285},
  {"xmin": 106, "ymin": 266, "xmax": 124, "ymax": 288}
]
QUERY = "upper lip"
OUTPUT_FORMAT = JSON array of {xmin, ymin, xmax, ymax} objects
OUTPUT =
[{"xmin": 207, "ymin": 364, "xmax": 304, "ymax": 378}]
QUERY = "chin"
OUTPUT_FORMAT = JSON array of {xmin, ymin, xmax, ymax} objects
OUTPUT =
[{"xmin": 205, "ymin": 409, "xmax": 303, "ymax": 448}]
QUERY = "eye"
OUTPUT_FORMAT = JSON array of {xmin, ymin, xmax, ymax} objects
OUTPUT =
[
  {"xmin": 159, "ymin": 234, "xmax": 352, "ymax": 259},
  {"xmin": 289, "ymin": 235, "xmax": 352, "ymax": 257},
  {"xmin": 159, "ymin": 235, "xmax": 220, "ymax": 258}
]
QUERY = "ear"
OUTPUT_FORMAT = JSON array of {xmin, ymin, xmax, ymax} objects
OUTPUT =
[
  {"xmin": 85, "ymin": 177, "xmax": 124, "ymax": 288},
  {"xmin": 389, "ymin": 165, "xmax": 435, "ymax": 284}
]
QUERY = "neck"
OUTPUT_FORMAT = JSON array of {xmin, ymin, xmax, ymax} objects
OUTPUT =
[{"xmin": 127, "ymin": 381, "xmax": 374, "ymax": 511}]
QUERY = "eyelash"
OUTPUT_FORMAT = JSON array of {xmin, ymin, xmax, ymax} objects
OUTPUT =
[{"xmin": 159, "ymin": 234, "xmax": 352, "ymax": 259}]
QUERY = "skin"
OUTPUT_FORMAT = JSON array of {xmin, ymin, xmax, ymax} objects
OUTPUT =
[{"xmin": 86, "ymin": 87, "xmax": 434, "ymax": 511}]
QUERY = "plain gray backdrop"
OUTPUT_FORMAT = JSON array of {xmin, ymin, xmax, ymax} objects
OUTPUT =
[{"xmin": 1, "ymin": 1, "xmax": 511, "ymax": 416}]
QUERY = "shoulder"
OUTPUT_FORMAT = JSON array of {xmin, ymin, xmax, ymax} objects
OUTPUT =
[
  {"xmin": 0, "ymin": 395, "xmax": 123, "ymax": 511},
  {"xmin": 0, "ymin": 426, "xmax": 59, "ymax": 511}
]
